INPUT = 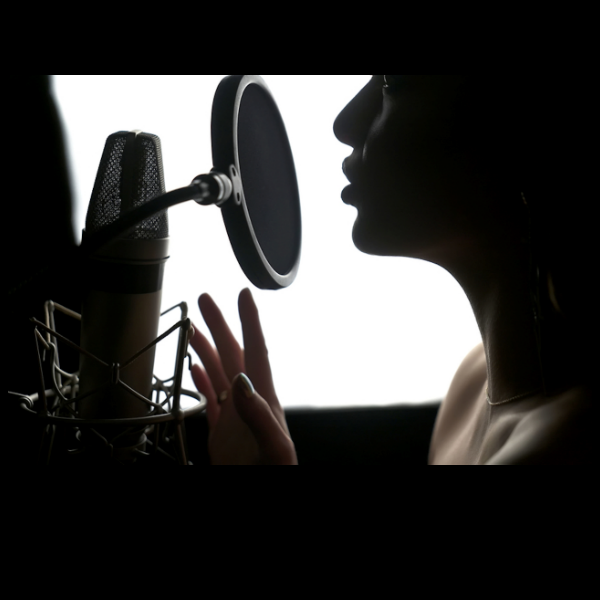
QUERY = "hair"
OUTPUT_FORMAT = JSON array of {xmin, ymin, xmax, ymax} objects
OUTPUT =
[
  {"xmin": 450, "ymin": 75, "xmax": 595, "ymax": 388},
  {"xmin": 454, "ymin": 76, "xmax": 594, "ymax": 330}
]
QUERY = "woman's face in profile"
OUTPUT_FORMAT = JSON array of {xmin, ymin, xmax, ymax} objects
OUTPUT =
[{"xmin": 334, "ymin": 75, "xmax": 510, "ymax": 261}]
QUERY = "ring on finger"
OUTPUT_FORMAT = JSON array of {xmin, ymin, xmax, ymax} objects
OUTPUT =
[{"xmin": 218, "ymin": 391, "xmax": 229, "ymax": 405}]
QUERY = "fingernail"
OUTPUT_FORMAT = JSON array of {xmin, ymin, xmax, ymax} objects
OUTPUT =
[{"xmin": 235, "ymin": 373, "xmax": 255, "ymax": 399}]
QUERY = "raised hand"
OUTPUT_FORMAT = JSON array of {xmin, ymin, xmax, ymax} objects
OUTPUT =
[{"xmin": 190, "ymin": 288, "xmax": 297, "ymax": 465}]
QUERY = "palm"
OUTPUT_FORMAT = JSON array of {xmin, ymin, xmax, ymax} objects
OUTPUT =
[{"xmin": 207, "ymin": 397, "xmax": 260, "ymax": 465}]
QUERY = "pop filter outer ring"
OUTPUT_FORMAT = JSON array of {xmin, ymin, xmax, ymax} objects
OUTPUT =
[{"xmin": 211, "ymin": 75, "xmax": 302, "ymax": 290}]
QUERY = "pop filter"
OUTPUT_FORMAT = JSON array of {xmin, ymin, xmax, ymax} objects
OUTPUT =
[
  {"xmin": 210, "ymin": 75, "xmax": 302, "ymax": 290},
  {"xmin": 74, "ymin": 75, "xmax": 302, "ymax": 291}
]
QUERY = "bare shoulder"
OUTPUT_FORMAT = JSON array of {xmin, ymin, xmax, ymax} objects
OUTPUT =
[
  {"xmin": 429, "ymin": 342, "xmax": 487, "ymax": 464},
  {"xmin": 457, "ymin": 341, "xmax": 485, "ymax": 371},
  {"xmin": 430, "ymin": 340, "xmax": 595, "ymax": 465},
  {"xmin": 485, "ymin": 386, "xmax": 595, "ymax": 465},
  {"xmin": 445, "ymin": 342, "xmax": 486, "ymax": 400}
]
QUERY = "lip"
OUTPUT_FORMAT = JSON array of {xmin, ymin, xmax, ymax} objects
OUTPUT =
[
  {"xmin": 342, "ymin": 184, "xmax": 356, "ymax": 205},
  {"xmin": 342, "ymin": 158, "xmax": 356, "ymax": 184},
  {"xmin": 342, "ymin": 158, "xmax": 359, "ymax": 205}
]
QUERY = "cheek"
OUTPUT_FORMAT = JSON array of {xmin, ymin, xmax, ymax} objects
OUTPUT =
[
  {"xmin": 360, "ymin": 116, "xmax": 428, "ymax": 220},
  {"xmin": 363, "ymin": 102, "xmax": 435, "ymax": 194},
  {"xmin": 363, "ymin": 104, "xmax": 471, "ymax": 214},
  {"xmin": 362, "ymin": 106, "xmax": 404, "ymax": 180},
  {"xmin": 351, "ymin": 115, "xmax": 473, "ymax": 255}
]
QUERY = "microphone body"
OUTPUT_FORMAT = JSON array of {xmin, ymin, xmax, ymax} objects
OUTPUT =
[
  {"xmin": 77, "ymin": 239, "xmax": 168, "ymax": 449},
  {"xmin": 77, "ymin": 131, "xmax": 169, "ymax": 461}
]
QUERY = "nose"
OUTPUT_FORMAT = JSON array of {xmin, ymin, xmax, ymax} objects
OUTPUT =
[{"xmin": 333, "ymin": 76, "xmax": 379, "ymax": 149}]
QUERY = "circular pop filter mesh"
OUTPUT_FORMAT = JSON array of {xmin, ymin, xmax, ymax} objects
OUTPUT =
[{"xmin": 237, "ymin": 83, "xmax": 301, "ymax": 276}]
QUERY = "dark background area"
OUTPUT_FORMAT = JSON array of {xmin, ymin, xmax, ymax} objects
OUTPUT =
[{"xmin": 5, "ymin": 76, "xmax": 441, "ymax": 466}]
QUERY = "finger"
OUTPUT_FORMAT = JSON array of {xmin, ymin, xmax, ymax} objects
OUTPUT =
[
  {"xmin": 191, "ymin": 363, "xmax": 219, "ymax": 430},
  {"xmin": 238, "ymin": 288, "xmax": 277, "ymax": 402},
  {"xmin": 199, "ymin": 294, "xmax": 245, "ymax": 381},
  {"xmin": 189, "ymin": 324, "xmax": 230, "ymax": 402},
  {"xmin": 238, "ymin": 289, "xmax": 291, "ymax": 437}
]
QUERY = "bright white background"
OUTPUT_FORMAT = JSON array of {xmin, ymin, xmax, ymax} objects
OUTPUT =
[{"xmin": 53, "ymin": 75, "xmax": 482, "ymax": 410}]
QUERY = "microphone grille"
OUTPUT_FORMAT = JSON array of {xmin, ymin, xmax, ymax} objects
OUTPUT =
[{"xmin": 86, "ymin": 131, "xmax": 169, "ymax": 240}]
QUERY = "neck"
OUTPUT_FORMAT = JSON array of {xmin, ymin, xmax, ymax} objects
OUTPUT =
[
  {"xmin": 455, "ymin": 239, "xmax": 583, "ymax": 404},
  {"xmin": 469, "ymin": 257, "xmax": 545, "ymax": 406}
]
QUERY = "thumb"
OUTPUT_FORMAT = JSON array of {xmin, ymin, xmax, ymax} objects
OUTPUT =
[{"xmin": 231, "ymin": 373, "xmax": 296, "ymax": 464}]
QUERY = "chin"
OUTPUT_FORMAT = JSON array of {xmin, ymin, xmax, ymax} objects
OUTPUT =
[
  {"xmin": 352, "ymin": 211, "xmax": 425, "ymax": 258},
  {"xmin": 352, "ymin": 216, "xmax": 397, "ymax": 257}
]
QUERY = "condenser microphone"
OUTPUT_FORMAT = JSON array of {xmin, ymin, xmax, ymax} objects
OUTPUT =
[{"xmin": 77, "ymin": 130, "xmax": 169, "ymax": 462}]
